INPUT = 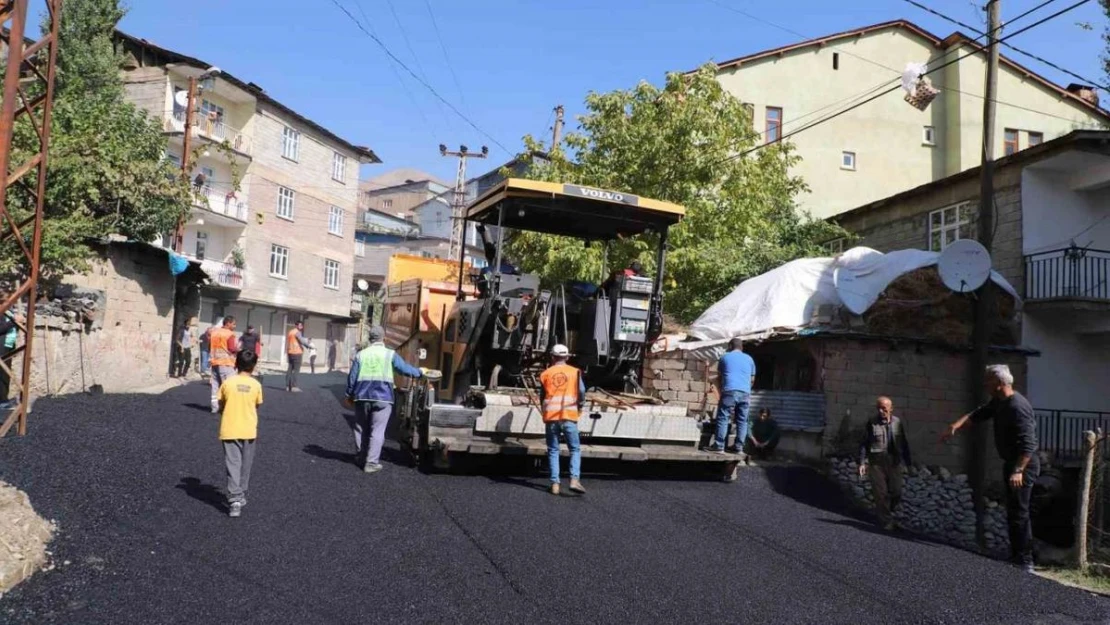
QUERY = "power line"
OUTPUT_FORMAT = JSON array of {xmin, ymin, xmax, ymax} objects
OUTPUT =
[
  {"xmin": 381, "ymin": 0, "xmax": 451, "ymax": 128},
  {"xmin": 423, "ymin": 0, "xmax": 468, "ymax": 111},
  {"xmin": 328, "ymin": 0, "xmax": 511, "ymax": 155},
  {"xmin": 903, "ymin": 0, "xmax": 1110, "ymax": 91},
  {"xmin": 718, "ymin": 0, "xmax": 1093, "ymax": 164}
]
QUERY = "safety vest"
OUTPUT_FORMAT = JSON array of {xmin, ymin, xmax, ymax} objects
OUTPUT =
[
  {"xmin": 3, "ymin": 312, "xmax": 16, "ymax": 349},
  {"xmin": 286, "ymin": 328, "xmax": 303, "ymax": 355},
  {"xmin": 209, "ymin": 327, "xmax": 236, "ymax": 367},
  {"xmin": 539, "ymin": 363, "xmax": 581, "ymax": 423},
  {"xmin": 356, "ymin": 343, "xmax": 395, "ymax": 383}
]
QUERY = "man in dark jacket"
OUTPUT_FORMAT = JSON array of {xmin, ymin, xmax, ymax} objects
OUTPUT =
[
  {"xmin": 859, "ymin": 396, "xmax": 912, "ymax": 531},
  {"xmin": 943, "ymin": 364, "xmax": 1039, "ymax": 572}
]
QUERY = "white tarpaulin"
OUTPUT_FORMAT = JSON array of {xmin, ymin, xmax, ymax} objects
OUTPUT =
[{"xmin": 686, "ymin": 246, "xmax": 1020, "ymax": 343}]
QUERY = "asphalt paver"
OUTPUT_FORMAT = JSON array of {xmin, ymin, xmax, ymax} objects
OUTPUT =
[{"xmin": 0, "ymin": 373, "xmax": 1106, "ymax": 624}]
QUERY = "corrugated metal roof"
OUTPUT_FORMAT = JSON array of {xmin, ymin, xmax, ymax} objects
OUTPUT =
[{"xmin": 750, "ymin": 391, "xmax": 826, "ymax": 430}]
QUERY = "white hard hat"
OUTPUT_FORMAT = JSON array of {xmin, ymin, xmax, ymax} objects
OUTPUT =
[{"xmin": 551, "ymin": 344, "xmax": 569, "ymax": 357}]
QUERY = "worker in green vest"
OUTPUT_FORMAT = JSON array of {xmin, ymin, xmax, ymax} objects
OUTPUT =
[
  {"xmin": 0, "ymin": 309, "xmax": 24, "ymax": 410},
  {"xmin": 345, "ymin": 326, "xmax": 422, "ymax": 474}
]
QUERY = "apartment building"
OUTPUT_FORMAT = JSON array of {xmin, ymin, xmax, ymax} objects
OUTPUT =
[
  {"xmin": 712, "ymin": 20, "xmax": 1109, "ymax": 219},
  {"xmin": 360, "ymin": 169, "xmax": 449, "ymax": 220},
  {"xmin": 116, "ymin": 32, "xmax": 380, "ymax": 366}
]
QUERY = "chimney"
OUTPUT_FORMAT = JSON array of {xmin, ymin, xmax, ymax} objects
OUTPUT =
[{"xmin": 1067, "ymin": 83, "xmax": 1099, "ymax": 107}]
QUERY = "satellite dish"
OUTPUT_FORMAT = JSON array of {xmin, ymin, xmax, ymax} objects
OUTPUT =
[
  {"xmin": 938, "ymin": 239, "xmax": 991, "ymax": 293},
  {"xmin": 174, "ymin": 90, "xmax": 189, "ymax": 107},
  {"xmin": 356, "ymin": 279, "xmax": 370, "ymax": 292}
]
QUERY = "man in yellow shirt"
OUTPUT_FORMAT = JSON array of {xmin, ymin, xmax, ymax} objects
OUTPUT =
[{"xmin": 217, "ymin": 349, "xmax": 263, "ymax": 518}]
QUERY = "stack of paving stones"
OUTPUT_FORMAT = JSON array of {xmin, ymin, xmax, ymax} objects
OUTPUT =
[{"xmin": 829, "ymin": 456, "xmax": 1009, "ymax": 555}]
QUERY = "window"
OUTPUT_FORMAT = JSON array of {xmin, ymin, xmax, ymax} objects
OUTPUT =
[
  {"xmin": 824, "ymin": 238, "xmax": 845, "ymax": 255},
  {"xmin": 923, "ymin": 125, "xmax": 936, "ymax": 146},
  {"xmin": 928, "ymin": 202, "xmax": 975, "ymax": 252},
  {"xmin": 1003, "ymin": 129, "xmax": 1018, "ymax": 156},
  {"xmin": 166, "ymin": 151, "xmax": 181, "ymax": 166},
  {"xmin": 281, "ymin": 125, "xmax": 300, "ymax": 161},
  {"xmin": 324, "ymin": 259, "xmax": 340, "ymax": 289},
  {"xmin": 841, "ymin": 151, "xmax": 856, "ymax": 171},
  {"xmin": 382, "ymin": 198, "xmax": 393, "ymax": 210},
  {"xmin": 832, "ymin": 52, "xmax": 839, "ymax": 70},
  {"xmin": 1028, "ymin": 131, "xmax": 1044, "ymax": 147},
  {"xmin": 277, "ymin": 186, "xmax": 295, "ymax": 220},
  {"xmin": 200, "ymin": 99, "xmax": 224, "ymax": 122},
  {"xmin": 269, "ymin": 244, "xmax": 289, "ymax": 278},
  {"xmin": 195, "ymin": 231, "xmax": 208, "ymax": 260},
  {"xmin": 332, "ymin": 152, "xmax": 347, "ymax": 183},
  {"xmin": 355, "ymin": 239, "xmax": 366, "ymax": 257},
  {"xmin": 328, "ymin": 206, "xmax": 344, "ymax": 236},
  {"xmin": 765, "ymin": 107, "xmax": 783, "ymax": 143}
]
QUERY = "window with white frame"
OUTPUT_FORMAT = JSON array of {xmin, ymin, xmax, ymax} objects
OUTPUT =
[
  {"xmin": 328, "ymin": 206, "xmax": 344, "ymax": 236},
  {"xmin": 195, "ymin": 231, "xmax": 208, "ymax": 260},
  {"xmin": 324, "ymin": 259, "xmax": 340, "ymax": 289},
  {"xmin": 355, "ymin": 239, "xmax": 365, "ymax": 257},
  {"xmin": 928, "ymin": 202, "xmax": 975, "ymax": 251},
  {"xmin": 281, "ymin": 125, "xmax": 300, "ymax": 161},
  {"xmin": 332, "ymin": 152, "xmax": 347, "ymax": 183},
  {"xmin": 269, "ymin": 244, "xmax": 289, "ymax": 278},
  {"xmin": 841, "ymin": 151, "xmax": 856, "ymax": 171},
  {"xmin": 277, "ymin": 186, "xmax": 295, "ymax": 220},
  {"xmin": 923, "ymin": 125, "xmax": 936, "ymax": 146},
  {"xmin": 200, "ymin": 99, "xmax": 224, "ymax": 122},
  {"xmin": 824, "ymin": 238, "xmax": 845, "ymax": 255}
]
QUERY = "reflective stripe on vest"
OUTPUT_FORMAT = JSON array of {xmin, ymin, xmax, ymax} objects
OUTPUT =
[
  {"xmin": 356, "ymin": 344, "xmax": 395, "ymax": 382},
  {"xmin": 287, "ymin": 329, "xmax": 303, "ymax": 355},
  {"xmin": 540, "ymin": 363, "xmax": 580, "ymax": 422},
  {"xmin": 209, "ymin": 328, "xmax": 235, "ymax": 366}
]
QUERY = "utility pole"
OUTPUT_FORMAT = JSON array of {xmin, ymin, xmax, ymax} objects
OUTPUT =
[
  {"xmin": 969, "ymin": 0, "xmax": 1001, "ymax": 550},
  {"xmin": 175, "ymin": 77, "xmax": 198, "ymax": 254},
  {"xmin": 439, "ymin": 144, "xmax": 488, "ymax": 262},
  {"xmin": 552, "ymin": 105, "xmax": 564, "ymax": 147}
]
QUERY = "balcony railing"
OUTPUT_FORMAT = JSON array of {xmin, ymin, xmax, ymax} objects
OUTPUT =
[
  {"xmin": 199, "ymin": 259, "xmax": 244, "ymax": 290},
  {"xmin": 166, "ymin": 111, "xmax": 252, "ymax": 156},
  {"xmin": 193, "ymin": 184, "xmax": 248, "ymax": 222},
  {"xmin": 1036, "ymin": 409, "xmax": 1110, "ymax": 461},
  {"xmin": 1025, "ymin": 245, "xmax": 1110, "ymax": 302}
]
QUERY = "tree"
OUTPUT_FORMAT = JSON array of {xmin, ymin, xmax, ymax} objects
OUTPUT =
[
  {"xmin": 1, "ymin": 0, "xmax": 191, "ymax": 282},
  {"xmin": 506, "ymin": 64, "xmax": 844, "ymax": 323}
]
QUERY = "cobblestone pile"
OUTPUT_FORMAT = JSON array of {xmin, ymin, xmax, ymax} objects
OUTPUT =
[{"xmin": 829, "ymin": 456, "xmax": 1010, "ymax": 554}]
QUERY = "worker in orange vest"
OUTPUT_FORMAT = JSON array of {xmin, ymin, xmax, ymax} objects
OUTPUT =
[
  {"xmin": 208, "ymin": 316, "xmax": 239, "ymax": 413},
  {"xmin": 539, "ymin": 344, "xmax": 587, "ymax": 496},
  {"xmin": 285, "ymin": 320, "xmax": 314, "ymax": 393}
]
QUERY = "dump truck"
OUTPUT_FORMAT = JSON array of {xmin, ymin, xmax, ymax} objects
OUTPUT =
[{"xmin": 391, "ymin": 179, "xmax": 741, "ymax": 480}]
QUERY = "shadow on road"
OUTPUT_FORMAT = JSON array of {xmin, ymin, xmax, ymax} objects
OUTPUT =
[
  {"xmin": 304, "ymin": 443, "xmax": 357, "ymax": 466},
  {"xmin": 183, "ymin": 402, "xmax": 211, "ymax": 413},
  {"xmin": 815, "ymin": 518, "xmax": 940, "ymax": 548},
  {"xmin": 176, "ymin": 477, "xmax": 226, "ymax": 514}
]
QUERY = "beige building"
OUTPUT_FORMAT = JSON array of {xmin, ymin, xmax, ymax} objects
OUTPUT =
[
  {"xmin": 115, "ymin": 32, "xmax": 380, "ymax": 365},
  {"xmin": 712, "ymin": 20, "xmax": 1109, "ymax": 219},
  {"xmin": 360, "ymin": 169, "xmax": 450, "ymax": 221}
]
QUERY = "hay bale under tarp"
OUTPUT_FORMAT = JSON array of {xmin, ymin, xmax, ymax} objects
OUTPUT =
[{"xmin": 862, "ymin": 266, "xmax": 1017, "ymax": 346}]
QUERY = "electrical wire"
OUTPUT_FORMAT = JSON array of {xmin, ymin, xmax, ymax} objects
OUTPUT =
[
  {"xmin": 328, "ymin": 0, "xmax": 511, "ymax": 154},
  {"xmin": 423, "ymin": 0, "xmax": 468, "ymax": 112}
]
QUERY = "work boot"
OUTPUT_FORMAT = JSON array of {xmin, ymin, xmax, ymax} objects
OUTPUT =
[
  {"xmin": 569, "ymin": 479, "xmax": 586, "ymax": 494},
  {"xmin": 549, "ymin": 482, "xmax": 561, "ymax": 496}
]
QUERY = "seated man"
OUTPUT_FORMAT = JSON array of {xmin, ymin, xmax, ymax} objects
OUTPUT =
[{"xmin": 746, "ymin": 408, "xmax": 780, "ymax": 461}]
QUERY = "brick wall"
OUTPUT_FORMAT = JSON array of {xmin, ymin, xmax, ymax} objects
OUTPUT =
[
  {"xmin": 122, "ymin": 67, "xmax": 169, "ymax": 121},
  {"xmin": 13, "ymin": 245, "xmax": 177, "ymax": 397}
]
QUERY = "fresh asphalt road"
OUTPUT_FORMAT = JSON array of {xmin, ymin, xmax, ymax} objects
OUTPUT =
[{"xmin": 0, "ymin": 373, "xmax": 1106, "ymax": 625}]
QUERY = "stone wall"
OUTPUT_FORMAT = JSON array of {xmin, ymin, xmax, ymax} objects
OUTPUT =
[
  {"xmin": 12, "ymin": 244, "xmax": 179, "ymax": 398},
  {"xmin": 829, "ymin": 457, "xmax": 1010, "ymax": 555}
]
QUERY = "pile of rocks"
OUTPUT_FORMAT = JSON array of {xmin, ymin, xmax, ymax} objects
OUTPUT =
[
  {"xmin": 34, "ymin": 286, "xmax": 104, "ymax": 330},
  {"xmin": 829, "ymin": 456, "xmax": 1009, "ymax": 555}
]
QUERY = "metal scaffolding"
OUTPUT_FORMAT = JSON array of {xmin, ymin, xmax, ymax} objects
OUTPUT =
[{"xmin": 0, "ymin": 0, "xmax": 62, "ymax": 438}]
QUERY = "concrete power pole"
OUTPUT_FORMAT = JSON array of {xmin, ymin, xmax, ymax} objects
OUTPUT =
[
  {"xmin": 552, "ymin": 105, "xmax": 564, "ymax": 147},
  {"xmin": 440, "ymin": 144, "xmax": 488, "ymax": 262},
  {"xmin": 969, "ymin": 0, "xmax": 1001, "ymax": 550}
]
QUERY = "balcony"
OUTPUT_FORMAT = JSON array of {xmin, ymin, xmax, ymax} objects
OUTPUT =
[
  {"xmin": 1025, "ymin": 246, "xmax": 1110, "ymax": 303},
  {"xmin": 165, "ymin": 111, "xmax": 252, "ymax": 157},
  {"xmin": 193, "ymin": 183, "xmax": 249, "ymax": 224},
  {"xmin": 199, "ymin": 259, "xmax": 244, "ymax": 290}
]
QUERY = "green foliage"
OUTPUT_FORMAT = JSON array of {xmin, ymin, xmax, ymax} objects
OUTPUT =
[
  {"xmin": 506, "ymin": 64, "xmax": 845, "ymax": 323},
  {"xmin": 0, "ymin": 0, "xmax": 191, "ymax": 282}
]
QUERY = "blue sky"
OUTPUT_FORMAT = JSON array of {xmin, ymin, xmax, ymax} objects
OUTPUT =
[{"xmin": 76, "ymin": 1, "xmax": 1110, "ymax": 183}]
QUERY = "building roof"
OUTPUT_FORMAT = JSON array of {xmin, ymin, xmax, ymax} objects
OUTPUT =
[
  {"xmin": 707, "ymin": 19, "xmax": 1110, "ymax": 121},
  {"xmin": 363, "ymin": 168, "xmax": 450, "ymax": 190},
  {"xmin": 832, "ymin": 129, "xmax": 1110, "ymax": 223},
  {"xmin": 114, "ymin": 31, "xmax": 381, "ymax": 164}
]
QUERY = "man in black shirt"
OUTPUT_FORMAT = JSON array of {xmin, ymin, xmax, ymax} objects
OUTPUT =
[{"xmin": 942, "ymin": 364, "xmax": 1039, "ymax": 572}]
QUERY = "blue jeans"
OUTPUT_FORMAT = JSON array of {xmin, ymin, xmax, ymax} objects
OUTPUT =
[
  {"xmin": 545, "ymin": 420, "xmax": 581, "ymax": 483},
  {"xmin": 714, "ymin": 391, "xmax": 750, "ymax": 449},
  {"xmin": 199, "ymin": 349, "xmax": 210, "ymax": 374}
]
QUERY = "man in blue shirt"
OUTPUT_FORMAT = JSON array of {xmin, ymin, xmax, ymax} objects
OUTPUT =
[{"xmin": 706, "ymin": 338, "xmax": 756, "ymax": 456}]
